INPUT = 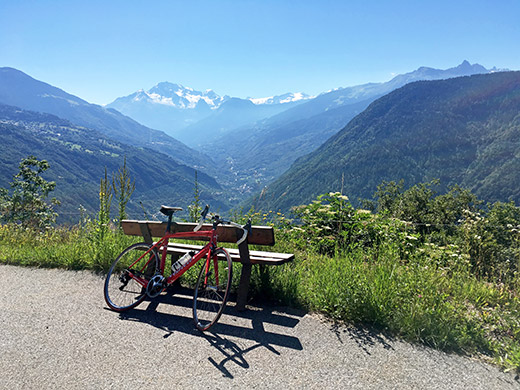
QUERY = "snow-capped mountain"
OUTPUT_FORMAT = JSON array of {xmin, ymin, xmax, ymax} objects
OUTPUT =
[
  {"xmin": 111, "ymin": 82, "xmax": 310, "ymax": 111},
  {"xmin": 106, "ymin": 83, "xmax": 311, "ymax": 144},
  {"xmin": 130, "ymin": 82, "xmax": 229, "ymax": 109}
]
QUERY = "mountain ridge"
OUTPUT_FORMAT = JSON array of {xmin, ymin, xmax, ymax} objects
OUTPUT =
[
  {"xmin": 249, "ymin": 71, "xmax": 520, "ymax": 212},
  {"xmin": 106, "ymin": 81, "xmax": 312, "ymax": 144},
  {"xmin": 206, "ymin": 61, "xmax": 498, "ymax": 195},
  {"xmin": 0, "ymin": 67, "xmax": 214, "ymax": 175}
]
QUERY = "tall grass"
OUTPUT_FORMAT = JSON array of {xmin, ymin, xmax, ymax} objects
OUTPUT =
[
  {"xmin": 0, "ymin": 222, "xmax": 137, "ymax": 271},
  {"xmin": 256, "ymin": 241, "xmax": 520, "ymax": 372}
]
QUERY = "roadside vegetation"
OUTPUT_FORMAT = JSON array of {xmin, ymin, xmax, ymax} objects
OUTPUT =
[{"xmin": 1, "ymin": 157, "xmax": 519, "ymax": 372}]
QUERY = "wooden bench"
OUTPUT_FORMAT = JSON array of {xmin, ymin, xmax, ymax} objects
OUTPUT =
[{"xmin": 120, "ymin": 220, "xmax": 294, "ymax": 310}]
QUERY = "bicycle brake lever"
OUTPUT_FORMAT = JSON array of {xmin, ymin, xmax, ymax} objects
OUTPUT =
[
  {"xmin": 194, "ymin": 205, "xmax": 210, "ymax": 232},
  {"xmin": 227, "ymin": 221, "xmax": 248, "ymax": 245},
  {"xmin": 201, "ymin": 204, "xmax": 209, "ymax": 218},
  {"xmin": 193, "ymin": 220, "xmax": 204, "ymax": 232},
  {"xmin": 236, "ymin": 228, "xmax": 247, "ymax": 245}
]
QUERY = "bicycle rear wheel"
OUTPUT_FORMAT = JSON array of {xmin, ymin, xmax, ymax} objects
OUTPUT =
[
  {"xmin": 193, "ymin": 248, "xmax": 233, "ymax": 331},
  {"xmin": 104, "ymin": 243, "xmax": 159, "ymax": 312}
]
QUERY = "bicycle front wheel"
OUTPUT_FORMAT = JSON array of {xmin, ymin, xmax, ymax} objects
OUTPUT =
[
  {"xmin": 104, "ymin": 243, "xmax": 159, "ymax": 312},
  {"xmin": 193, "ymin": 248, "xmax": 233, "ymax": 331}
]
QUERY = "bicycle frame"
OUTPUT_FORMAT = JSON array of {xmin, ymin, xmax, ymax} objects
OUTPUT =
[{"xmin": 127, "ymin": 227, "xmax": 219, "ymax": 289}]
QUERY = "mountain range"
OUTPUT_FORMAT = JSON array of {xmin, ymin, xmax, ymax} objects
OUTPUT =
[
  {"xmin": 205, "ymin": 61, "xmax": 497, "ymax": 195},
  {"xmin": 249, "ymin": 71, "xmax": 520, "ymax": 212},
  {"xmin": 0, "ymin": 67, "xmax": 213, "ymax": 175},
  {"xmin": 1, "ymin": 61, "xmax": 517, "ymax": 222},
  {"xmin": 107, "ymin": 82, "xmax": 312, "ymax": 145}
]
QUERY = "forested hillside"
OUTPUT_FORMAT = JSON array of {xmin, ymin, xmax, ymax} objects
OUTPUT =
[
  {"xmin": 251, "ymin": 71, "xmax": 520, "ymax": 212},
  {"xmin": 0, "ymin": 104, "xmax": 227, "ymax": 222},
  {"xmin": 207, "ymin": 61, "xmax": 493, "ymax": 194}
]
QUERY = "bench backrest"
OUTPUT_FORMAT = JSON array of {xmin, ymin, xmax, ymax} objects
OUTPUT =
[{"xmin": 120, "ymin": 220, "xmax": 275, "ymax": 246}]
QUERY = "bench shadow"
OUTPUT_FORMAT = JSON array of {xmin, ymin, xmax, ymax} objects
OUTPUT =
[
  {"xmin": 116, "ymin": 287, "xmax": 304, "ymax": 379},
  {"xmin": 329, "ymin": 322, "xmax": 395, "ymax": 355}
]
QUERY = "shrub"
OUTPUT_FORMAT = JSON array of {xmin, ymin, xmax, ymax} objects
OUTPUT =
[
  {"xmin": 288, "ymin": 192, "xmax": 416, "ymax": 256},
  {"xmin": 0, "ymin": 156, "xmax": 59, "ymax": 229}
]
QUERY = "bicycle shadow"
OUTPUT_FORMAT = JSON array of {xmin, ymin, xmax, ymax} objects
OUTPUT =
[{"xmin": 116, "ymin": 287, "xmax": 304, "ymax": 378}]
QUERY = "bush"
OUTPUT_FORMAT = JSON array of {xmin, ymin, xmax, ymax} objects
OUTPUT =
[
  {"xmin": 372, "ymin": 180, "xmax": 519, "ymax": 283},
  {"xmin": 0, "ymin": 156, "xmax": 59, "ymax": 229},
  {"xmin": 460, "ymin": 201, "xmax": 520, "ymax": 282},
  {"xmin": 288, "ymin": 192, "xmax": 417, "ymax": 257}
]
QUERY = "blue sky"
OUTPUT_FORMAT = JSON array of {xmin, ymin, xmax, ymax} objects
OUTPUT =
[{"xmin": 1, "ymin": 0, "xmax": 519, "ymax": 104}]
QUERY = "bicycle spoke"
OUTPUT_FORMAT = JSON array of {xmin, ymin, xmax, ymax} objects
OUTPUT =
[
  {"xmin": 104, "ymin": 243, "xmax": 159, "ymax": 312},
  {"xmin": 193, "ymin": 250, "xmax": 232, "ymax": 331}
]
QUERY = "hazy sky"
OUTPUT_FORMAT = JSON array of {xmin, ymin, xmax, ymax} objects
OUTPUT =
[{"xmin": 1, "ymin": 0, "xmax": 519, "ymax": 105}]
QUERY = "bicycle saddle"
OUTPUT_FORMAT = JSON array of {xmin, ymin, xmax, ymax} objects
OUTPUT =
[{"xmin": 160, "ymin": 205, "xmax": 183, "ymax": 216}]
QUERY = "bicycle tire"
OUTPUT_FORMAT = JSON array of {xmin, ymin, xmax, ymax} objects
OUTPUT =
[
  {"xmin": 104, "ymin": 242, "xmax": 159, "ymax": 312},
  {"xmin": 192, "ymin": 248, "xmax": 233, "ymax": 331}
]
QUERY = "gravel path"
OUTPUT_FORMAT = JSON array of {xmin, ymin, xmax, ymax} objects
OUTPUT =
[{"xmin": 1, "ymin": 264, "xmax": 518, "ymax": 389}]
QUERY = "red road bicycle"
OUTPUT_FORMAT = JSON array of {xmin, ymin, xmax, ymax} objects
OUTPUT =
[{"xmin": 104, "ymin": 205, "xmax": 247, "ymax": 331}]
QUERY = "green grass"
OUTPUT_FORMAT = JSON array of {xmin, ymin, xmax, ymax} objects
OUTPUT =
[
  {"xmin": 1, "ymin": 223, "xmax": 519, "ymax": 372},
  {"xmin": 259, "ymin": 242, "xmax": 520, "ymax": 372},
  {"xmin": 0, "ymin": 223, "xmax": 138, "ymax": 271}
]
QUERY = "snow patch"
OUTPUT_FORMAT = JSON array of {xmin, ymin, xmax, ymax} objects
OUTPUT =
[
  {"xmin": 250, "ymin": 96, "xmax": 274, "ymax": 105},
  {"xmin": 40, "ymin": 93, "xmax": 81, "ymax": 106},
  {"xmin": 250, "ymin": 92, "xmax": 313, "ymax": 105},
  {"xmin": 148, "ymin": 92, "xmax": 177, "ymax": 106}
]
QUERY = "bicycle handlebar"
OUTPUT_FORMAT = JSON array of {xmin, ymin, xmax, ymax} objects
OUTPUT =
[
  {"xmin": 226, "ymin": 221, "xmax": 248, "ymax": 245},
  {"xmin": 193, "ymin": 204, "xmax": 248, "ymax": 245}
]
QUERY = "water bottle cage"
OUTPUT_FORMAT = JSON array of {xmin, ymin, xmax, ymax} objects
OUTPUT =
[{"xmin": 171, "ymin": 251, "xmax": 195, "ymax": 273}]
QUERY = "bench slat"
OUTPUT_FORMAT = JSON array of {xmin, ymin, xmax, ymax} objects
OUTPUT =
[
  {"xmin": 158, "ymin": 243, "xmax": 294, "ymax": 266},
  {"xmin": 121, "ymin": 220, "xmax": 275, "ymax": 246}
]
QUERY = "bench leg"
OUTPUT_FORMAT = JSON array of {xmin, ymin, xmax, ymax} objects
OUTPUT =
[{"xmin": 236, "ymin": 263, "xmax": 252, "ymax": 311}]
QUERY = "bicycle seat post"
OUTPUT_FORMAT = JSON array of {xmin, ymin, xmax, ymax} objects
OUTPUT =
[{"xmin": 166, "ymin": 213, "xmax": 173, "ymax": 234}]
